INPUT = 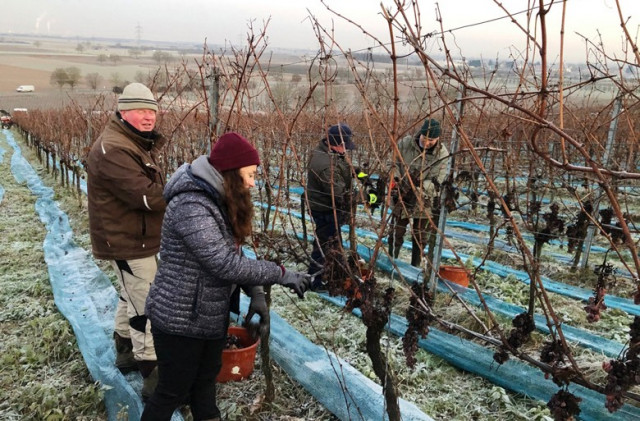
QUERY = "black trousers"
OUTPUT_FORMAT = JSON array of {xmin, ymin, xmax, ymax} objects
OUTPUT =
[
  {"xmin": 388, "ymin": 216, "xmax": 431, "ymax": 267},
  {"xmin": 308, "ymin": 210, "xmax": 343, "ymax": 283},
  {"xmin": 141, "ymin": 327, "xmax": 226, "ymax": 421}
]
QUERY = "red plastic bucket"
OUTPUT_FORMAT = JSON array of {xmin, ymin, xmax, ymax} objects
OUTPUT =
[
  {"xmin": 216, "ymin": 326, "xmax": 260, "ymax": 383},
  {"xmin": 438, "ymin": 265, "xmax": 470, "ymax": 288}
]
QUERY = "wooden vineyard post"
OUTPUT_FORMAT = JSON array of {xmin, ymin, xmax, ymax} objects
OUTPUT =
[
  {"xmin": 579, "ymin": 94, "xmax": 623, "ymax": 269},
  {"xmin": 428, "ymin": 85, "xmax": 465, "ymax": 296},
  {"xmin": 208, "ymin": 64, "xmax": 220, "ymax": 143}
]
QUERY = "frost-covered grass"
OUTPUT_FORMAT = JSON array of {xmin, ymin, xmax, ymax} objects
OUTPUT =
[
  {"xmin": 0, "ymin": 133, "xmax": 106, "ymax": 420},
  {"xmin": 474, "ymin": 271, "xmax": 634, "ymax": 342}
]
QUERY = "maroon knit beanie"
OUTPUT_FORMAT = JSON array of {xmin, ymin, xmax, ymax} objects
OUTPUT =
[{"xmin": 208, "ymin": 132, "xmax": 260, "ymax": 172}]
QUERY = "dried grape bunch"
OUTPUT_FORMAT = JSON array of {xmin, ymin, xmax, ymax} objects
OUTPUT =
[
  {"xmin": 502, "ymin": 191, "xmax": 516, "ymax": 213},
  {"xmin": 441, "ymin": 177, "xmax": 458, "ymax": 213},
  {"xmin": 599, "ymin": 208, "xmax": 628, "ymax": 245},
  {"xmin": 470, "ymin": 191, "xmax": 479, "ymax": 212},
  {"xmin": 500, "ymin": 192, "xmax": 516, "ymax": 243},
  {"xmin": 493, "ymin": 349, "xmax": 510, "ymax": 364},
  {"xmin": 541, "ymin": 339, "xmax": 566, "ymax": 366},
  {"xmin": 530, "ymin": 199, "xmax": 542, "ymax": 215},
  {"xmin": 534, "ymin": 203, "xmax": 565, "ymax": 247},
  {"xmin": 584, "ymin": 262, "xmax": 613, "ymax": 323},
  {"xmin": 547, "ymin": 389, "xmax": 582, "ymax": 421},
  {"xmin": 493, "ymin": 312, "xmax": 535, "ymax": 364},
  {"xmin": 602, "ymin": 355, "xmax": 640, "ymax": 412},
  {"xmin": 403, "ymin": 282, "xmax": 435, "ymax": 368},
  {"xmin": 541, "ymin": 340, "xmax": 579, "ymax": 387},
  {"xmin": 602, "ymin": 316, "xmax": 640, "ymax": 413},
  {"xmin": 322, "ymin": 246, "xmax": 353, "ymax": 297},
  {"xmin": 225, "ymin": 334, "xmax": 241, "ymax": 350},
  {"xmin": 508, "ymin": 312, "xmax": 536, "ymax": 348},
  {"xmin": 566, "ymin": 201, "xmax": 592, "ymax": 254}
]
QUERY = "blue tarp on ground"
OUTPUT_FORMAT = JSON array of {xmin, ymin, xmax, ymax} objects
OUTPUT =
[{"xmin": 259, "ymin": 201, "xmax": 639, "ymax": 318}]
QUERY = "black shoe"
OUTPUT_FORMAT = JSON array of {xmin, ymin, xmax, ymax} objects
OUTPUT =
[
  {"xmin": 113, "ymin": 333, "xmax": 138, "ymax": 374},
  {"xmin": 141, "ymin": 366, "xmax": 158, "ymax": 401}
]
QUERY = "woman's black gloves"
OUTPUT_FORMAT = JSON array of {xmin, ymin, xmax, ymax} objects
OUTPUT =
[
  {"xmin": 245, "ymin": 286, "xmax": 269, "ymax": 325},
  {"xmin": 278, "ymin": 270, "xmax": 311, "ymax": 299}
]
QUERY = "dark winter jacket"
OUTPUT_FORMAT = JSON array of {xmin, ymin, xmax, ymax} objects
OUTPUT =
[
  {"xmin": 145, "ymin": 155, "xmax": 283, "ymax": 340},
  {"xmin": 86, "ymin": 112, "xmax": 167, "ymax": 260},
  {"xmin": 306, "ymin": 140, "xmax": 353, "ymax": 217}
]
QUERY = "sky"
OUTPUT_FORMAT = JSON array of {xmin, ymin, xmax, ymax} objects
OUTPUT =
[{"xmin": 1, "ymin": 0, "xmax": 639, "ymax": 63}]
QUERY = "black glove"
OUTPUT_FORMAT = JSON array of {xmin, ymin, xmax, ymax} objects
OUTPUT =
[
  {"xmin": 278, "ymin": 270, "xmax": 311, "ymax": 299},
  {"xmin": 245, "ymin": 286, "xmax": 269, "ymax": 326}
]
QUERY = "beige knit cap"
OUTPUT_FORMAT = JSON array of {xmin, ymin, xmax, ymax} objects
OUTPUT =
[{"xmin": 117, "ymin": 83, "xmax": 158, "ymax": 112}]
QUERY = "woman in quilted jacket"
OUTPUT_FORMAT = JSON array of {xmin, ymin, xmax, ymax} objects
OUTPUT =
[{"xmin": 141, "ymin": 132, "xmax": 310, "ymax": 421}]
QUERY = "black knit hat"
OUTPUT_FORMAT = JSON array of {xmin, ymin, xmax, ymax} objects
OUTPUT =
[
  {"xmin": 419, "ymin": 118, "xmax": 441, "ymax": 139},
  {"xmin": 209, "ymin": 132, "xmax": 260, "ymax": 172}
]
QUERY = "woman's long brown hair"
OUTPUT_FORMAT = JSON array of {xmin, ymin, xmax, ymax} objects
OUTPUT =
[{"xmin": 222, "ymin": 169, "xmax": 254, "ymax": 244}]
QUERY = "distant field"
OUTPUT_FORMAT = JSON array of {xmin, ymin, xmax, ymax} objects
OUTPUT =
[
  {"xmin": 0, "ymin": 36, "xmax": 175, "ymax": 98},
  {"xmin": 0, "ymin": 37, "xmax": 163, "ymax": 111},
  {"xmin": 0, "ymin": 33, "xmax": 620, "ymax": 115},
  {"xmin": 0, "ymin": 63, "xmax": 52, "ymax": 94}
]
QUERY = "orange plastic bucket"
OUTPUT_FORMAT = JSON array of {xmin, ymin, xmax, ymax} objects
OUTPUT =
[
  {"xmin": 438, "ymin": 265, "xmax": 470, "ymax": 288},
  {"xmin": 216, "ymin": 326, "xmax": 260, "ymax": 383}
]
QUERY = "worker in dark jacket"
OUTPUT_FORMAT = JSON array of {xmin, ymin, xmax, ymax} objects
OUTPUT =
[
  {"xmin": 305, "ymin": 123, "xmax": 355, "ymax": 290},
  {"xmin": 141, "ymin": 132, "xmax": 310, "ymax": 421},
  {"xmin": 86, "ymin": 82, "xmax": 165, "ymax": 398}
]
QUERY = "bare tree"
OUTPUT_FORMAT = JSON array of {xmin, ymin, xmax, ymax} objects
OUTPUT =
[
  {"xmin": 50, "ymin": 68, "xmax": 68, "ymax": 89},
  {"xmin": 85, "ymin": 72, "xmax": 103, "ymax": 91},
  {"xmin": 65, "ymin": 67, "xmax": 82, "ymax": 90}
]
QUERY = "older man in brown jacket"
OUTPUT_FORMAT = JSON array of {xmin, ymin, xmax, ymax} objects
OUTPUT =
[{"xmin": 86, "ymin": 82, "xmax": 167, "ymax": 399}]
